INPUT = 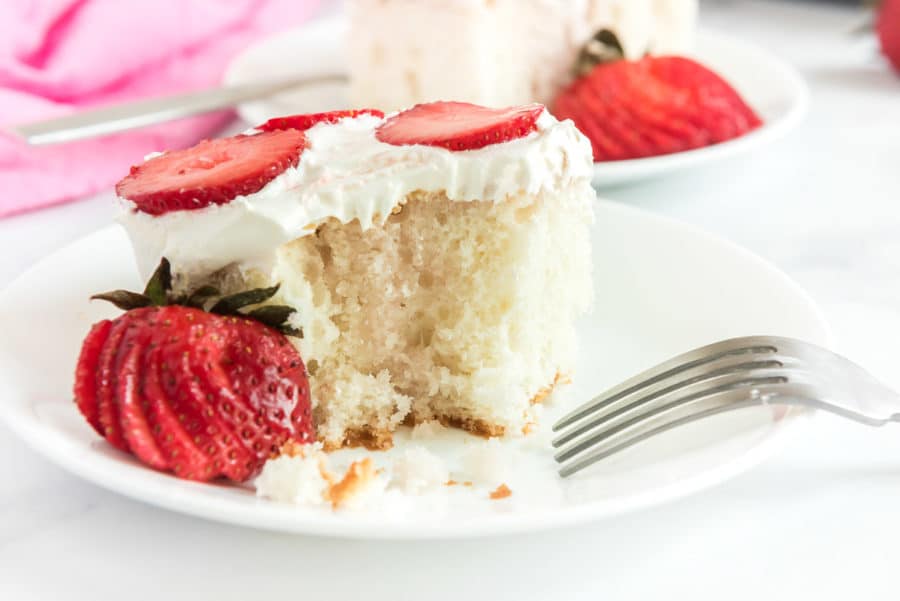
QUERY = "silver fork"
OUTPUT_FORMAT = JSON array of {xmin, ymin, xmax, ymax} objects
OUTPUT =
[{"xmin": 552, "ymin": 336, "xmax": 899, "ymax": 478}]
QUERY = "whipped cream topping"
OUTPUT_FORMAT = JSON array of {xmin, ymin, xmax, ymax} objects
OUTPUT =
[{"xmin": 119, "ymin": 110, "xmax": 594, "ymax": 279}]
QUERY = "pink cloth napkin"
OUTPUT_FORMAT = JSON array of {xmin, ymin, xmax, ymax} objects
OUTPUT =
[{"xmin": 0, "ymin": 0, "xmax": 320, "ymax": 218}]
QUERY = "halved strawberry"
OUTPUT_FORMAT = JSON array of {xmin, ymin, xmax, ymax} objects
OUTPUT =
[
  {"xmin": 257, "ymin": 109, "xmax": 384, "ymax": 132},
  {"xmin": 116, "ymin": 324, "xmax": 168, "ymax": 471},
  {"xmin": 375, "ymin": 101, "xmax": 545, "ymax": 151},
  {"xmin": 73, "ymin": 319, "xmax": 112, "ymax": 436},
  {"xmin": 115, "ymin": 129, "xmax": 307, "ymax": 216}
]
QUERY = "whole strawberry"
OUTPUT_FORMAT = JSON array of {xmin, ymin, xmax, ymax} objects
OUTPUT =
[
  {"xmin": 878, "ymin": 0, "xmax": 900, "ymax": 72},
  {"xmin": 73, "ymin": 259, "xmax": 313, "ymax": 482},
  {"xmin": 552, "ymin": 29, "xmax": 762, "ymax": 162}
]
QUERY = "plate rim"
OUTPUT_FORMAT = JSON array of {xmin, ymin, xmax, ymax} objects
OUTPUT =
[
  {"xmin": 0, "ymin": 201, "xmax": 833, "ymax": 539},
  {"xmin": 223, "ymin": 18, "xmax": 809, "ymax": 188}
]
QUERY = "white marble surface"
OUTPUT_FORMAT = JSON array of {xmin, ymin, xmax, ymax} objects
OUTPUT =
[{"xmin": 2, "ymin": 1, "xmax": 900, "ymax": 599}]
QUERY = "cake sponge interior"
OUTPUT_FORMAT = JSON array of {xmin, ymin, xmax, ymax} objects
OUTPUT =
[{"xmin": 228, "ymin": 189, "xmax": 592, "ymax": 449}]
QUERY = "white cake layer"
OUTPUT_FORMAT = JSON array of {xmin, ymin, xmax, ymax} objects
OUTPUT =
[{"xmin": 347, "ymin": 0, "xmax": 699, "ymax": 111}]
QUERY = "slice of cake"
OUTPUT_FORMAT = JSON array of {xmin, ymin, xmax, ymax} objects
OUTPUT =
[
  {"xmin": 346, "ymin": 0, "xmax": 698, "ymax": 111},
  {"xmin": 117, "ymin": 102, "xmax": 594, "ymax": 450}
]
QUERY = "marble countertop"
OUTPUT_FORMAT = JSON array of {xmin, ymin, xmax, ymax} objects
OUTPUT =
[{"xmin": 2, "ymin": 1, "xmax": 899, "ymax": 599}]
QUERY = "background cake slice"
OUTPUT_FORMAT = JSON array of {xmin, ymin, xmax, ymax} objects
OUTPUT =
[
  {"xmin": 118, "ymin": 103, "xmax": 595, "ymax": 450},
  {"xmin": 346, "ymin": 0, "xmax": 698, "ymax": 111}
]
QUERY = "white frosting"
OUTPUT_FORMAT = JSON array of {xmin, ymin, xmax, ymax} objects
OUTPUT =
[{"xmin": 119, "ymin": 110, "xmax": 594, "ymax": 279}]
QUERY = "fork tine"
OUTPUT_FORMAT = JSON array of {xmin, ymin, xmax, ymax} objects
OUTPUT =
[
  {"xmin": 551, "ymin": 358, "xmax": 785, "ymax": 448},
  {"xmin": 552, "ymin": 337, "xmax": 780, "ymax": 432},
  {"xmin": 556, "ymin": 382, "xmax": 801, "ymax": 478},
  {"xmin": 554, "ymin": 374, "xmax": 789, "ymax": 463}
]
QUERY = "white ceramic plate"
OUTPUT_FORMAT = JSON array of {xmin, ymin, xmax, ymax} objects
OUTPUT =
[
  {"xmin": 224, "ymin": 19, "xmax": 808, "ymax": 189},
  {"xmin": 0, "ymin": 202, "xmax": 831, "ymax": 539}
]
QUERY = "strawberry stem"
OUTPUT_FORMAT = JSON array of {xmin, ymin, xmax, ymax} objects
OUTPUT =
[
  {"xmin": 142, "ymin": 257, "xmax": 172, "ymax": 306},
  {"xmin": 210, "ymin": 284, "xmax": 280, "ymax": 315},
  {"xmin": 574, "ymin": 29, "xmax": 626, "ymax": 77},
  {"xmin": 90, "ymin": 259, "xmax": 302, "ymax": 337},
  {"xmin": 89, "ymin": 290, "xmax": 152, "ymax": 311}
]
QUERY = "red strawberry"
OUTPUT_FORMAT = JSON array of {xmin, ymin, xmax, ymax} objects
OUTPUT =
[
  {"xmin": 73, "ymin": 319, "xmax": 112, "ymax": 436},
  {"xmin": 878, "ymin": 0, "xmax": 900, "ymax": 72},
  {"xmin": 552, "ymin": 32, "xmax": 762, "ymax": 162},
  {"xmin": 95, "ymin": 319, "xmax": 130, "ymax": 452},
  {"xmin": 156, "ymin": 309, "xmax": 257, "ymax": 482},
  {"xmin": 142, "ymin": 341, "xmax": 213, "ymax": 480},
  {"xmin": 115, "ymin": 129, "xmax": 307, "ymax": 216},
  {"xmin": 375, "ymin": 101, "xmax": 545, "ymax": 151},
  {"xmin": 115, "ymin": 323, "xmax": 168, "ymax": 471},
  {"xmin": 72, "ymin": 259, "xmax": 313, "ymax": 482},
  {"xmin": 257, "ymin": 109, "xmax": 385, "ymax": 132}
]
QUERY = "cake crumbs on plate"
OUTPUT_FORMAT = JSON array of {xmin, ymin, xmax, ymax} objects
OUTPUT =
[
  {"xmin": 489, "ymin": 484, "xmax": 512, "ymax": 500},
  {"xmin": 326, "ymin": 458, "xmax": 378, "ymax": 509},
  {"xmin": 529, "ymin": 371, "xmax": 571, "ymax": 405}
]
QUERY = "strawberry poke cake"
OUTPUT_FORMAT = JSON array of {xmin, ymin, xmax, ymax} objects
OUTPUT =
[{"xmin": 73, "ymin": 101, "xmax": 594, "ymax": 488}]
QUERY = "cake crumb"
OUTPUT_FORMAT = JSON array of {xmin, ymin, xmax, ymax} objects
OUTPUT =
[
  {"xmin": 255, "ymin": 443, "xmax": 330, "ymax": 506},
  {"xmin": 279, "ymin": 439, "xmax": 313, "ymax": 458},
  {"xmin": 445, "ymin": 480, "xmax": 458, "ymax": 486},
  {"xmin": 327, "ymin": 458, "xmax": 377, "ymax": 509},
  {"xmin": 522, "ymin": 422, "xmax": 537, "ymax": 435},
  {"xmin": 461, "ymin": 438, "xmax": 509, "ymax": 484},
  {"xmin": 529, "ymin": 372, "xmax": 570, "ymax": 405},
  {"xmin": 391, "ymin": 446, "xmax": 449, "ymax": 494},
  {"xmin": 489, "ymin": 484, "xmax": 512, "ymax": 500}
]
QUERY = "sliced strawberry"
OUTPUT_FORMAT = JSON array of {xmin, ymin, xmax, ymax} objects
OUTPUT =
[
  {"xmin": 190, "ymin": 315, "xmax": 313, "ymax": 478},
  {"xmin": 142, "ymin": 341, "xmax": 213, "ymax": 480},
  {"xmin": 73, "ymin": 319, "xmax": 112, "ymax": 436},
  {"xmin": 376, "ymin": 101, "xmax": 545, "ymax": 151},
  {"xmin": 95, "ymin": 319, "xmax": 130, "ymax": 452},
  {"xmin": 179, "ymin": 350, "xmax": 256, "ymax": 482},
  {"xmin": 116, "ymin": 130, "xmax": 307, "ymax": 216},
  {"xmin": 257, "ymin": 109, "xmax": 384, "ymax": 132},
  {"xmin": 116, "ymin": 322, "xmax": 169, "ymax": 471},
  {"xmin": 77, "ymin": 266, "xmax": 314, "ymax": 483},
  {"xmin": 193, "ymin": 337, "xmax": 290, "ymax": 469},
  {"xmin": 227, "ymin": 317, "xmax": 313, "ymax": 444},
  {"xmin": 154, "ymin": 308, "xmax": 254, "ymax": 482}
]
